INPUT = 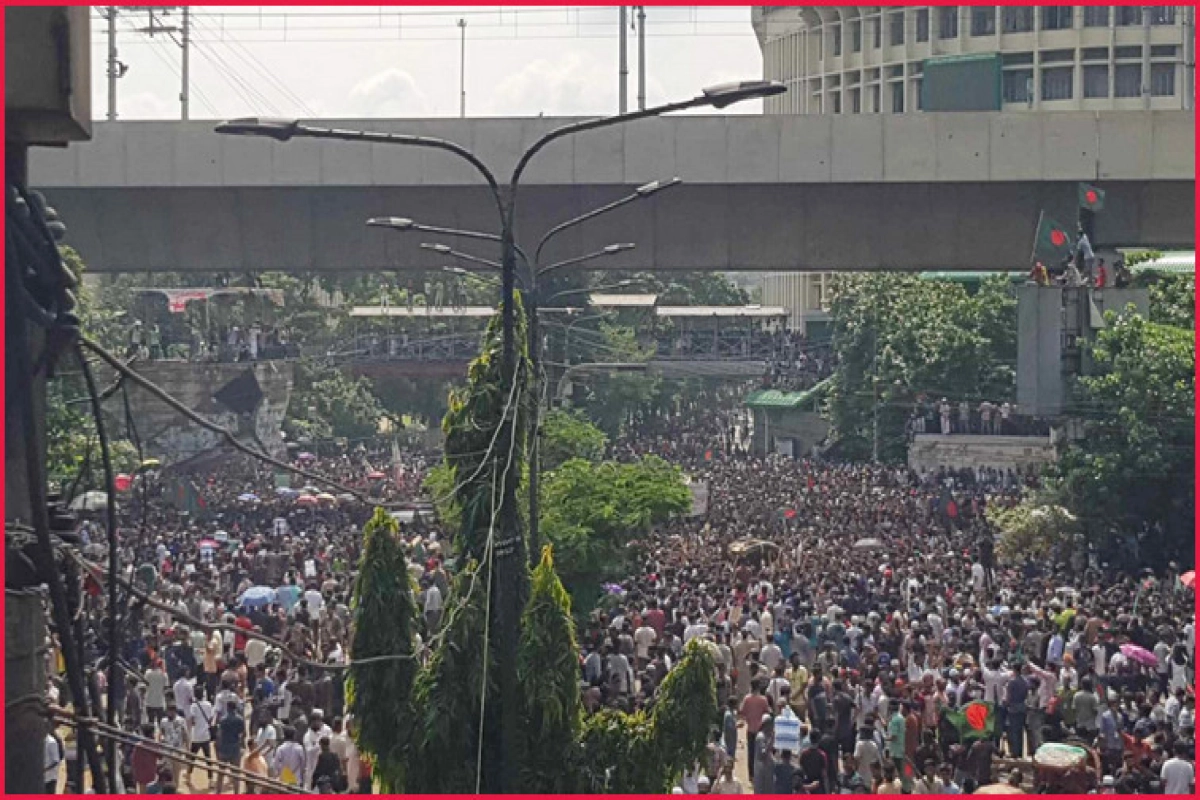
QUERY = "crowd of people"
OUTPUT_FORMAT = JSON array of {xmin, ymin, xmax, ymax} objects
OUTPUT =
[
  {"xmin": 909, "ymin": 399, "xmax": 1052, "ymax": 439},
  {"xmin": 47, "ymin": 407, "xmax": 1193, "ymax": 795},
  {"xmin": 576, "ymin": 455, "xmax": 1195, "ymax": 794},
  {"xmin": 50, "ymin": 444, "xmax": 446, "ymax": 794}
]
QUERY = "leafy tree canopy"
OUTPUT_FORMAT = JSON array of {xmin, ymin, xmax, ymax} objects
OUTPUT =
[
  {"xmin": 1047, "ymin": 311, "xmax": 1194, "ymax": 565},
  {"xmin": 539, "ymin": 409, "xmax": 608, "ymax": 470},
  {"xmin": 827, "ymin": 274, "xmax": 1016, "ymax": 462}
]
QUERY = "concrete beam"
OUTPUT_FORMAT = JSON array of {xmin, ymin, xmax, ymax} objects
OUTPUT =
[
  {"xmin": 29, "ymin": 112, "xmax": 1194, "ymax": 273},
  {"xmin": 40, "ymin": 180, "xmax": 1193, "ymax": 273}
]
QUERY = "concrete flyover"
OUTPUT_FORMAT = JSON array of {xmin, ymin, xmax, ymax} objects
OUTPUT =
[{"xmin": 30, "ymin": 112, "xmax": 1194, "ymax": 274}]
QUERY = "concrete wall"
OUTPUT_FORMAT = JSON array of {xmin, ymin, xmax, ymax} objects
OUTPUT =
[
  {"xmin": 29, "ymin": 112, "xmax": 1194, "ymax": 274},
  {"xmin": 1017, "ymin": 284, "xmax": 1151, "ymax": 417},
  {"xmin": 752, "ymin": 408, "xmax": 831, "ymax": 456},
  {"xmin": 99, "ymin": 360, "xmax": 294, "ymax": 465},
  {"xmin": 908, "ymin": 434, "xmax": 1056, "ymax": 473}
]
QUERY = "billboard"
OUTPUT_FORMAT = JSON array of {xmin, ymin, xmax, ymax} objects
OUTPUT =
[{"xmin": 921, "ymin": 53, "xmax": 1003, "ymax": 111}]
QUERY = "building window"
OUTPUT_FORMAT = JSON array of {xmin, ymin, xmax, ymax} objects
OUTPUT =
[
  {"xmin": 1151, "ymin": 63, "xmax": 1176, "ymax": 95},
  {"xmin": 1002, "ymin": 7, "xmax": 1034, "ymax": 33},
  {"xmin": 971, "ymin": 7, "xmax": 996, "ymax": 36},
  {"xmin": 1114, "ymin": 64, "xmax": 1141, "ymax": 97},
  {"xmin": 1003, "ymin": 51, "xmax": 1034, "ymax": 66},
  {"xmin": 831, "ymin": 92, "xmax": 842, "ymax": 113},
  {"xmin": 851, "ymin": 87, "xmax": 861, "ymax": 112},
  {"xmin": 889, "ymin": 11, "xmax": 905, "ymax": 45},
  {"xmin": 1083, "ymin": 64, "xmax": 1109, "ymax": 97},
  {"xmin": 1042, "ymin": 7, "xmax": 1074, "ymax": 30},
  {"xmin": 1150, "ymin": 6, "xmax": 1176, "ymax": 25},
  {"xmin": 891, "ymin": 82, "xmax": 905, "ymax": 112},
  {"xmin": 851, "ymin": 20, "xmax": 862, "ymax": 52},
  {"xmin": 939, "ymin": 6, "xmax": 959, "ymax": 38},
  {"xmin": 1003, "ymin": 69, "xmax": 1033, "ymax": 102},
  {"xmin": 1083, "ymin": 6, "xmax": 1109, "ymax": 27},
  {"xmin": 872, "ymin": 16, "xmax": 881, "ymax": 48},
  {"xmin": 831, "ymin": 24, "xmax": 842, "ymax": 57},
  {"xmin": 916, "ymin": 9, "xmax": 929, "ymax": 41},
  {"xmin": 868, "ymin": 84, "xmax": 880, "ymax": 112},
  {"xmin": 1116, "ymin": 7, "xmax": 1142, "ymax": 26},
  {"xmin": 1081, "ymin": 46, "xmax": 1109, "ymax": 61},
  {"xmin": 1151, "ymin": 44, "xmax": 1179, "ymax": 57},
  {"xmin": 1041, "ymin": 48, "xmax": 1075, "ymax": 64},
  {"xmin": 1041, "ymin": 66, "xmax": 1074, "ymax": 101},
  {"xmin": 1114, "ymin": 45, "xmax": 1142, "ymax": 60}
]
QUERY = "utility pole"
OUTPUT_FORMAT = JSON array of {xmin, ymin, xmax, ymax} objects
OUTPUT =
[
  {"xmin": 458, "ymin": 18, "xmax": 466, "ymax": 118},
  {"xmin": 180, "ymin": 7, "xmax": 190, "ymax": 120},
  {"xmin": 636, "ymin": 6, "xmax": 647, "ymax": 110},
  {"xmin": 106, "ymin": 7, "xmax": 119, "ymax": 120},
  {"xmin": 618, "ymin": 7, "xmax": 628, "ymax": 113},
  {"xmin": 132, "ymin": 8, "xmax": 188, "ymax": 120}
]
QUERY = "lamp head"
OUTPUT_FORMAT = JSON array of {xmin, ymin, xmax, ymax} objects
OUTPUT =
[
  {"xmin": 602, "ymin": 243, "xmax": 637, "ymax": 254},
  {"xmin": 214, "ymin": 117, "xmax": 301, "ymax": 141},
  {"xmin": 366, "ymin": 217, "xmax": 415, "ymax": 231},
  {"xmin": 699, "ymin": 80, "xmax": 786, "ymax": 109},
  {"xmin": 636, "ymin": 177, "xmax": 683, "ymax": 196}
]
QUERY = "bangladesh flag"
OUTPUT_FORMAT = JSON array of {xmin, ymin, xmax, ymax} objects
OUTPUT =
[
  {"xmin": 946, "ymin": 701, "xmax": 995, "ymax": 741},
  {"xmin": 1034, "ymin": 214, "xmax": 1073, "ymax": 261},
  {"xmin": 1078, "ymin": 182, "xmax": 1105, "ymax": 211}
]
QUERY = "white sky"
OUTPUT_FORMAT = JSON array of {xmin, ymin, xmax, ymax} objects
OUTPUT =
[{"xmin": 94, "ymin": 6, "xmax": 764, "ymax": 120}]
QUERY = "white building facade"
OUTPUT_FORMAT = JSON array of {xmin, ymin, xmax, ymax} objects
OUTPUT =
[{"xmin": 753, "ymin": 5, "xmax": 1194, "ymax": 332}]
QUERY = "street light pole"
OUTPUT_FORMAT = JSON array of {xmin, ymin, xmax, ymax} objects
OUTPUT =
[{"xmin": 215, "ymin": 80, "xmax": 783, "ymax": 791}]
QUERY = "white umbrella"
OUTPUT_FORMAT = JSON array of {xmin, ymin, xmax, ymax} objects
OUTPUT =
[
  {"xmin": 69, "ymin": 491, "xmax": 110, "ymax": 512},
  {"xmin": 853, "ymin": 537, "xmax": 884, "ymax": 550}
]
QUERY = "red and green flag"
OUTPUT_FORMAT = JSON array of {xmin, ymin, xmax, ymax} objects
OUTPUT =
[
  {"xmin": 945, "ymin": 701, "xmax": 995, "ymax": 741},
  {"xmin": 1078, "ymin": 182, "xmax": 1105, "ymax": 211},
  {"xmin": 1034, "ymin": 214, "xmax": 1073, "ymax": 261}
]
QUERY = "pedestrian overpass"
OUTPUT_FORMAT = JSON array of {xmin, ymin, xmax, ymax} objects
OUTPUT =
[{"xmin": 29, "ymin": 112, "xmax": 1193, "ymax": 274}]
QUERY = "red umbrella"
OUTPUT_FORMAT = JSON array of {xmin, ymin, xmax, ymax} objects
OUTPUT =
[
  {"xmin": 296, "ymin": 494, "xmax": 318, "ymax": 506},
  {"xmin": 1180, "ymin": 571, "xmax": 1195, "ymax": 589},
  {"xmin": 114, "ymin": 474, "xmax": 133, "ymax": 492}
]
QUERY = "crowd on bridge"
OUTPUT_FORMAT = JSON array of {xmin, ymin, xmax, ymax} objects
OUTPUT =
[{"xmin": 909, "ymin": 399, "xmax": 1052, "ymax": 439}]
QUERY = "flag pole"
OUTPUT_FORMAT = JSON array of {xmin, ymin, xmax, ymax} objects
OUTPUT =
[{"xmin": 1029, "ymin": 209, "xmax": 1045, "ymax": 267}]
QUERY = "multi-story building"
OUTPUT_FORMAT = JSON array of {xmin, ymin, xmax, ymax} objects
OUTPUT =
[{"xmin": 752, "ymin": 5, "xmax": 1194, "ymax": 332}]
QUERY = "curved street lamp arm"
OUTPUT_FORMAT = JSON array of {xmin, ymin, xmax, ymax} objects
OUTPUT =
[
  {"xmin": 537, "ymin": 245, "xmax": 633, "ymax": 278},
  {"xmin": 508, "ymin": 97, "xmax": 704, "ymax": 205},
  {"xmin": 534, "ymin": 193, "xmax": 640, "ymax": 270}
]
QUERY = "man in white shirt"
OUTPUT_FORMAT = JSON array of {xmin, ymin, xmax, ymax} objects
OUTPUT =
[
  {"xmin": 303, "ymin": 586, "xmax": 325, "ymax": 620},
  {"xmin": 423, "ymin": 582, "xmax": 443, "ymax": 631},
  {"xmin": 44, "ymin": 729, "xmax": 63, "ymax": 794},
  {"xmin": 302, "ymin": 711, "xmax": 333, "ymax": 788},
  {"xmin": 172, "ymin": 671, "xmax": 195, "ymax": 718},
  {"xmin": 245, "ymin": 634, "xmax": 268, "ymax": 671},
  {"xmin": 633, "ymin": 623, "xmax": 657, "ymax": 669},
  {"xmin": 1160, "ymin": 742, "xmax": 1195, "ymax": 794}
]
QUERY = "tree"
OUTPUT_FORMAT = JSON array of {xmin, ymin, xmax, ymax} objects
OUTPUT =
[
  {"xmin": 539, "ymin": 409, "xmax": 608, "ymax": 470},
  {"xmin": 540, "ymin": 456, "xmax": 691, "ymax": 608},
  {"xmin": 517, "ymin": 547, "xmax": 583, "ymax": 792},
  {"xmin": 285, "ymin": 359, "xmax": 389, "ymax": 443},
  {"xmin": 346, "ymin": 508, "xmax": 418, "ymax": 790},
  {"xmin": 578, "ymin": 638, "xmax": 718, "ymax": 792},
  {"xmin": 827, "ymin": 274, "xmax": 1016, "ymax": 461},
  {"xmin": 987, "ymin": 495, "xmax": 1081, "ymax": 566},
  {"xmin": 1048, "ymin": 310, "xmax": 1194, "ymax": 564}
]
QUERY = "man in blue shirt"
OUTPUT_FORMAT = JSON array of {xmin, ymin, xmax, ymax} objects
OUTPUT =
[{"xmin": 1003, "ymin": 665, "xmax": 1029, "ymax": 758}]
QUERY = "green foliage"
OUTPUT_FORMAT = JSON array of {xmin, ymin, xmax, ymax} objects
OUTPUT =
[
  {"xmin": 347, "ymin": 508, "xmax": 418, "ymax": 790},
  {"xmin": 575, "ymin": 323, "xmax": 661, "ymax": 437},
  {"xmin": 578, "ymin": 639, "xmax": 718, "ymax": 793},
  {"xmin": 441, "ymin": 300, "xmax": 531, "ymax": 562},
  {"xmin": 286, "ymin": 359, "xmax": 388, "ymax": 442},
  {"xmin": 541, "ymin": 456, "xmax": 691, "ymax": 601},
  {"xmin": 655, "ymin": 271, "xmax": 749, "ymax": 306},
  {"xmin": 827, "ymin": 274, "xmax": 1016, "ymax": 461},
  {"xmin": 406, "ymin": 561, "xmax": 494, "ymax": 793},
  {"xmin": 988, "ymin": 496, "xmax": 1081, "ymax": 566},
  {"xmin": 1047, "ymin": 311, "xmax": 1194, "ymax": 563},
  {"xmin": 540, "ymin": 409, "xmax": 608, "ymax": 469},
  {"xmin": 517, "ymin": 547, "xmax": 583, "ymax": 792}
]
